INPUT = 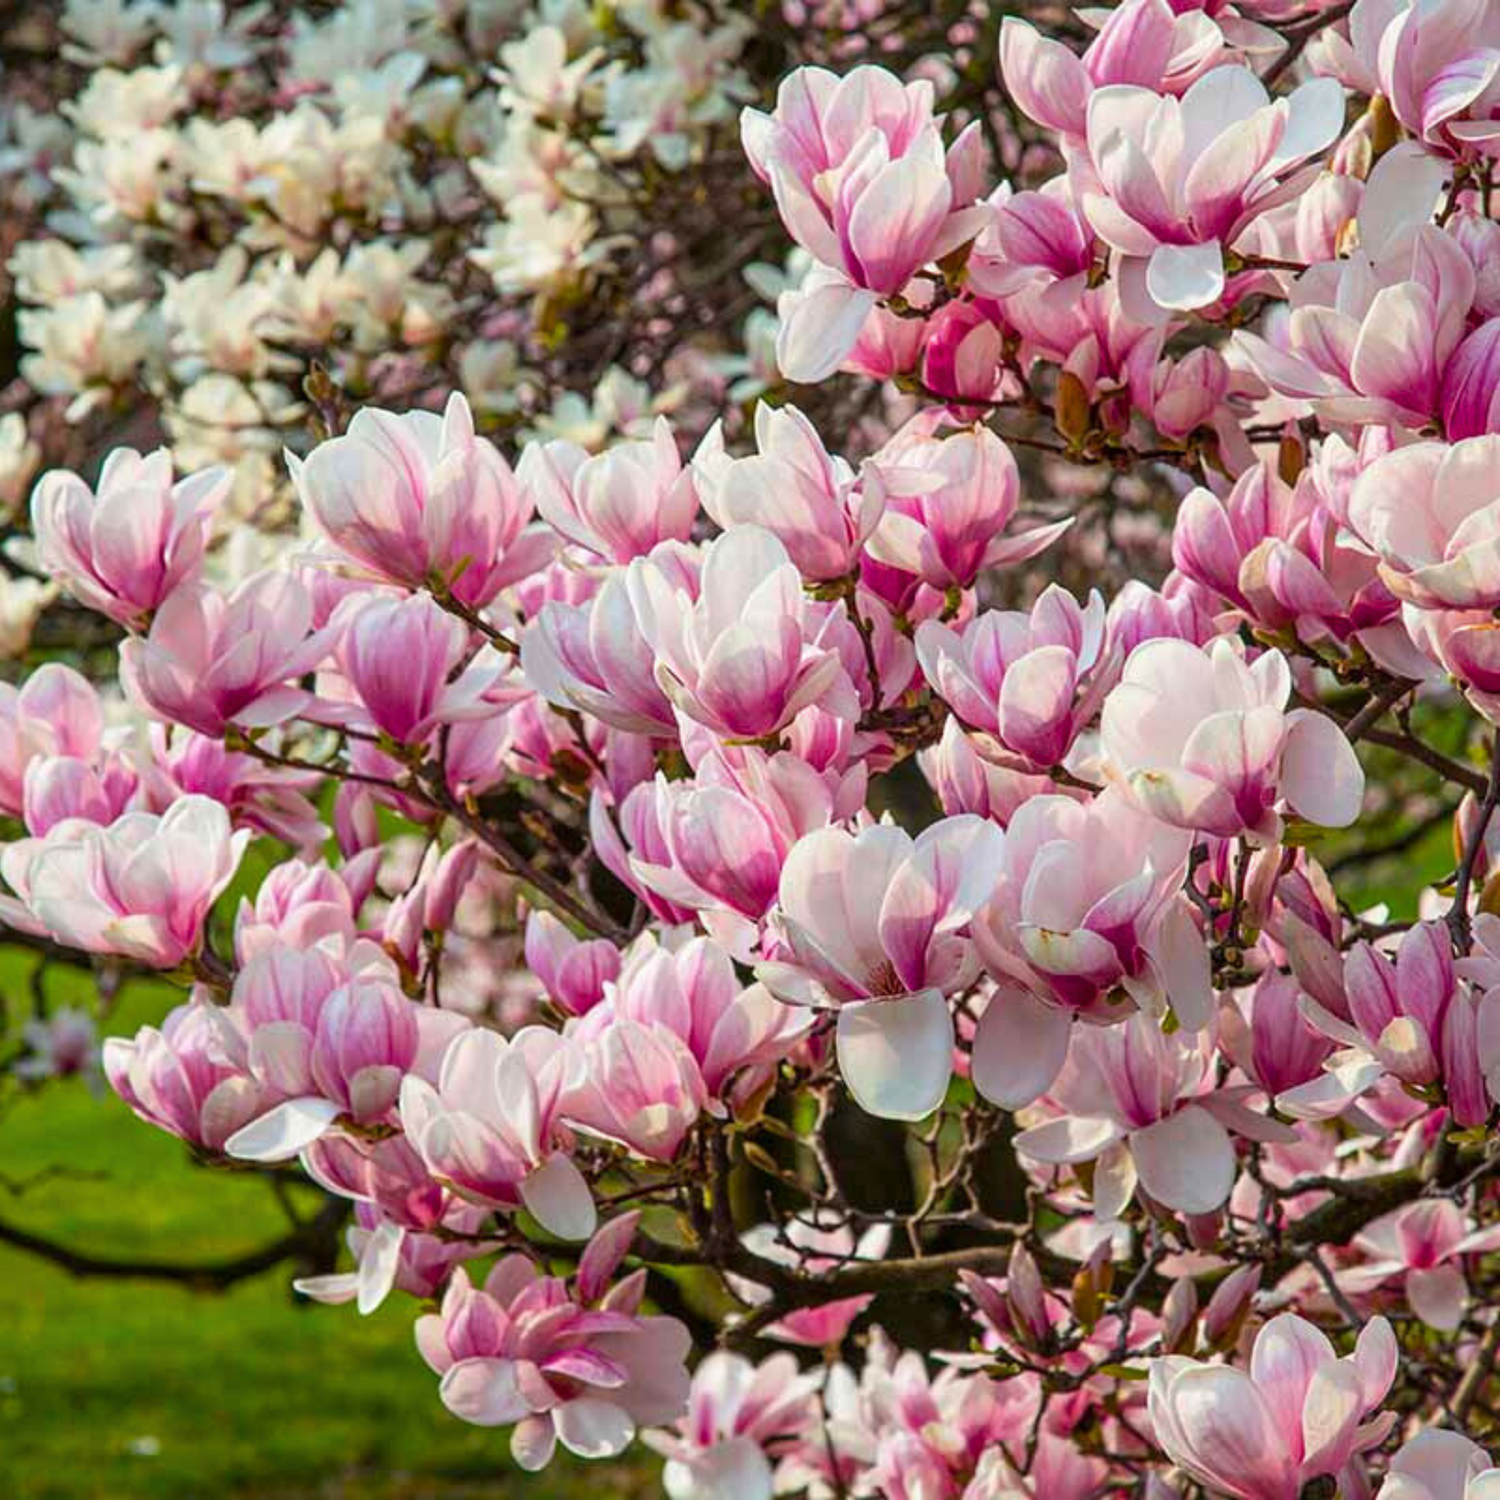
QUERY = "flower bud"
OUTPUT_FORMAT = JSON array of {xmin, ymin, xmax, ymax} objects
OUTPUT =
[{"xmin": 1203, "ymin": 1264, "xmax": 1262, "ymax": 1351}]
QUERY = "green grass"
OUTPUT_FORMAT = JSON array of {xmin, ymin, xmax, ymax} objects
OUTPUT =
[{"xmin": 0, "ymin": 966, "xmax": 661, "ymax": 1500}]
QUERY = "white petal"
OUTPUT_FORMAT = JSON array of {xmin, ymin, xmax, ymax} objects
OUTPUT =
[
  {"xmin": 519, "ymin": 1152, "xmax": 598, "ymax": 1241},
  {"xmin": 356, "ymin": 1220, "xmax": 405, "ymax": 1315},
  {"xmin": 970, "ymin": 988, "xmax": 1071, "ymax": 1110},
  {"xmin": 835, "ymin": 991, "xmax": 954, "ymax": 1121},
  {"xmin": 1405, "ymin": 1264, "xmax": 1468, "ymax": 1331},
  {"xmin": 1146, "ymin": 241, "xmax": 1225, "ymax": 311},
  {"xmin": 554, "ymin": 1397, "xmax": 634, "ymax": 1459},
  {"xmin": 1130, "ymin": 1105, "xmax": 1236, "ymax": 1214},
  {"xmin": 224, "ymin": 1096, "xmax": 341, "ymax": 1162}
]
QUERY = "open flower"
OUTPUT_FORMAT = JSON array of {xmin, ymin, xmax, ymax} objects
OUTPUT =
[
  {"xmin": 742, "ymin": 66, "xmax": 985, "ymax": 380},
  {"xmin": 1074, "ymin": 65, "xmax": 1345, "ymax": 311},
  {"xmin": 8, "ymin": 795, "xmax": 248, "ymax": 967},
  {"xmin": 31, "ymin": 447, "xmax": 225, "ymax": 627},
  {"xmin": 1099, "ymin": 638, "xmax": 1364, "ymax": 843},
  {"xmin": 417, "ymin": 1219, "xmax": 691, "ymax": 1471},
  {"xmin": 121, "ymin": 572, "xmax": 337, "ymax": 738},
  {"xmin": 1015, "ymin": 1013, "xmax": 1291, "ymax": 1218},
  {"xmin": 1149, "ymin": 1314, "xmax": 1397, "ymax": 1500},
  {"xmin": 916, "ymin": 586, "xmax": 1114, "ymax": 771},
  {"xmin": 970, "ymin": 787, "xmax": 1208, "ymax": 1110},
  {"xmin": 290, "ymin": 391, "xmax": 551, "ymax": 606},
  {"xmin": 1347, "ymin": 435, "xmax": 1500, "ymax": 612},
  {"xmin": 626, "ymin": 526, "xmax": 855, "ymax": 741},
  {"xmin": 759, "ymin": 815, "xmax": 1005, "ymax": 1119},
  {"xmin": 399, "ymin": 1025, "xmax": 597, "ymax": 1241},
  {"xmin": 1339, "ymin": 1200, "xmax": 1500, "ymax": 1331}
]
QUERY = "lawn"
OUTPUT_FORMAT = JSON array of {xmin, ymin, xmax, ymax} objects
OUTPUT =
[{"xmin": 0, "ymin": 961, "xmax": 662, "ymax": 1500}]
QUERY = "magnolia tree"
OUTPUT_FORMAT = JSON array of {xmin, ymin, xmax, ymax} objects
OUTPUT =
[{"xmin": 9, "ymin": 0, "xmax": 1500, "ymax": 1496}]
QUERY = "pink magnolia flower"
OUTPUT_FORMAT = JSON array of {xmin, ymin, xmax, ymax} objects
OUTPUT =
[
  {"xmin": 918, "ymin": 717, "xmax": 1061, "ymax": 825},
  {"xmin": 865, "ymin": 425, "xmax": 1071, "ymax": 593},
  {"xmin": 728, "ymin": 1212, "xmax": 892, "ymax": 1348},
  {"xmin": 1015, "ymin": 1013, "xmax": 1289, "ymax": 1217},
  {"xmin": 519, "ymin": 417, "xmax": 699, "ymax": 563},
  {"xmin": 1346, "ymin": 435, "xmax": 1500, "ymax": 611},
  {"xmin": 139, "ymin": 725, "xmax": 324, "ymax": 852},
  {"xmin": 16, "ymin": 1005, "xmax": 99, "ymax": 1082},
  {"xmin": 841, "ymin": 1334, "xmax": 1041, "ymax": 1500},
  {"xmin": 741, "ymin": 66, "xmax": 985, "ymax": 380},
  {"xmin": 758, "ymin": 815, "xmax": 1005, "ymax": 1120},
  {"xmin": 1314, "ymin": 0, "xmax": 1500, "ymax": 159},
  {"xmin": 915, "ymin": 586, "xmax": 1115, "ymax": 771},
  {"xmin": 104, "ymin": 999, "xmax": 268, "ymax": 1152},
  {"xmin": 219, "ymin": 947, "xmax": 468, "ymax": 1162},
  {"xmin": 524, "ymin": 910, "xmax": 620, "ymax": 1017},
  {"xmin": 399, "ymin": 1025, "xmax": 597, "ymax": 1240},
  {"xmin": 590, "ymin": 781, "xmax": 699, "ymax": 929},
  {"xmin": 234, "ymin": 855, "xmax": 377, "ymax": 963},
  {"xmin": 562, "ymin": 1017, "xmax": 710, "ymax": 1162},
  {"xmin": 839, "ymin": 279, "xmax": 928, "ymax": 379},
  {"xmin": 120, "ymin": 572, "xmax": 337, "ymax": 738},
  {"xmin": 1105, "ymin": 577, "xmax": 1218, "ymax": 657},
  {"xmin": 0, "ymin": 663, "xmax": 106, "ymax": 817},
  {"xmin": 644, "ymin": 1351, "xmax": 820, "ymax": 1500},
  {"xmin": 696, "ymin": 403, "xmax": 885, "ymax": 581},
  {"xmin": 294, "ymin": 1198, "xmax": 492, "ymax": 1313},
  {"xmin": 1238, "ymin": 146, "xmax": 1476, "ymax": 428},
  {"xmin": 1127, "ymin": 340, "xmax": 1234, "ymax": 443},
  {"xmin": 919, "ymin": 299, "xmax": 1006, "ymax": 418},
  {"xmin": 290, "ymin": 391, "xmax": 552, "ymax": 607},
  {"xmin": 30, "ymin": 447, "xmax": 225, "ymax": 627},
  {"xmin": 521, "ymin": 550, "xmax": 693, "ymax": 737},
  {"xmin": 1377, "ymin": 1430, "xmax": 1500, "ymax": 1500},
  {"xmin": 1340, "ymin": 1200, "xmax": 1500, "ymax": 1330},
  {"xmin": 967, "ymin": 187, "xmax": 1096, "ymax": 299},
  {"xmin": 969, "ymin": 787, "xmax": 1208, "ymax": 1109},
  {"xmin": 1098, "ymin": 637, "xmax": 1365, "ymax": 842},
  {"xmin": 625, "ymin": 526, "xmax": 855, "ymax": 741},
  {"xmin": 20, "ymin": 746, "xmax": 136, "ymax": 836},
  {"xmin": 8, "ymin": 794, "xmax": 248, "ymax": 967},
  {"xmin": 417, "ymin": 1222, "xmax": 692, "ymax": 1470},
  {"xmin": 571, "ymin": 934, "xmax": 808, "ymax": 1105},
  {"xmin": 622, "ymin": 747, "xmax": 859, "ymax": 954},
  {"xmin": 1219, "ymin": 971, "xmax": 1336, "ymax": 1097},
  {"xmin": 1003, "ymin": 276, "xmax": 1154, "ymax": 408},
  {"xmin": 294, "ymin": 1134, "xmax": 494, "ymax": 1313},
  {"xmin": 327, "ymin": 591, "xmax": 513, "ymax": 744},
  {"xmin": 999, "ymin": 0, "xmax": 1228, "ymax": 142},
  {"xmin": 1148, "ymin": 1313, "xmax": 1398, "ymax": 1500},
  {"xmin": 1073, "ymin": 65, "xmax": 1346, "ymax": 310},
  {"xmin": 1282, "ymin": 921, "xmax": 1488, "ymax": 1125},
  {"xmin": 1174, "ymin": 462, "xmax": 1398, "ymax": 650}
]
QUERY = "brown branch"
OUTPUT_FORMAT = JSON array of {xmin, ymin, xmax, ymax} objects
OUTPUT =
[{"xmin": 0, "ymin": 1196, "xmax": 349, "ymax": 1290}]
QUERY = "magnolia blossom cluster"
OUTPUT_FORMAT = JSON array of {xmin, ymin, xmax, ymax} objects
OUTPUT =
[
  {"xmin": 7, "ymin": 0, "xmax": 1500, "ymax": 1496},
  {"xmin": 0, "ymin": 0, "xmax": 759, "ymax": 530}
]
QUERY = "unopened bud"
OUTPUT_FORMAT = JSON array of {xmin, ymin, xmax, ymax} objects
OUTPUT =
[
  {"xmin": 1203, "ymin": 1264, "xmax": 1262, "ymax": 1350},
  {"xmin": 1007, "ymin": 1243, "xmax": 1050, "ymax": 1349},
  {"xmin": 1161, "ymin": 1277, "xmax": 1199, "ymax": 1354},
  {"xmin": 1184, "ymin": 1209, "xmax": 1224, "ymax": 1252}
]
